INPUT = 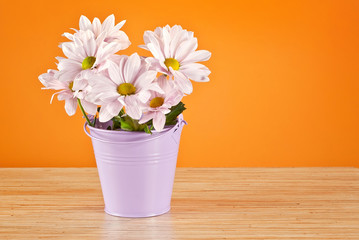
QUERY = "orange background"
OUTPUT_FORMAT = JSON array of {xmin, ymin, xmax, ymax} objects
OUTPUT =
[{"xmin": 0, "ymin": 0, "xmax": 358, "ymax": 167}]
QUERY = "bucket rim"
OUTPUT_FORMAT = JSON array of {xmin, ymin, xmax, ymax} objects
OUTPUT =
[
  {"xmin": 87, "ymin": 121, "xmax": 172, "ymax": 135},
  {"xmin": 84, "ymin": 114, "xmax": 187, "ymax": 144}
]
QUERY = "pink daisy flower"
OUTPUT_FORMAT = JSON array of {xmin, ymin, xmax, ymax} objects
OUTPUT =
[
  {"xmin": 57, "ymin": 29, "xmax": 123, "ymax": 83},
  {"xmin": 39, "ymin": 70, "xmax": 97, "ymax": 116},
  {"xmin": 139, "ymin": 77, "xmax": 183, "ymax": 131},
  {"xmin": 88, "ymin": 53, "xmax": 163, "ymax": 122},
  {"xmin": 139, "ymin": 25, "xmax": 211, "ymax": 95}
]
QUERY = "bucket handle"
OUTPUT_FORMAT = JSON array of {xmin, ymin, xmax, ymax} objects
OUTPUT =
[{"xmin": 84, "ymin": 115, "xmax": 187, "ymax": 144}]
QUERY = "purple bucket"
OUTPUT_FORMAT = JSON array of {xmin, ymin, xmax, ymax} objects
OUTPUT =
[{"xmin": 84, "ymin": 114, "xmax": 187, "ymax": 218}]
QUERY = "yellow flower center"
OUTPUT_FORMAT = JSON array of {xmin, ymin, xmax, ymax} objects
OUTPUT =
[
  {"xmin": 69, "ymin": 81, "xmax": 74, "ymax": 92},
  {"xmin": 82, "ymin": 56, "xmax": 96, "ymax": 70},
  {"xmin": 117, "ymin": 83, "xmax": 136, "ymax": 96},
  {"xmin": 164, "ymin": 58, "xmax": 180, "ymax": 71},
  {"xmin": 149, "ymin": 97, "xmax": 164, "ymax": 108}
]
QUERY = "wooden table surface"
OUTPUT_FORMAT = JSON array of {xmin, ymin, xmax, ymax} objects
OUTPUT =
[{"xmin": 0, "ymin": 168, "xmax": 358, "ymax": 239}]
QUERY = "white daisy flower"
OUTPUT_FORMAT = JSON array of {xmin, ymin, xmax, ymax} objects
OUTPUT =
[
  {"xmin": 88, "ymin": 53, "xmax": 163, "ymax": 122},
  {"xmin": 140, "ymin": 25, "xmax": 211, "ymax": 95},
  {"xmin": 57, "ymin": 29, "xmax": 122, "ymax": 83},
  {"xmin": 139, "ymin": 76, "xmax": 183, "ymax": 131},
  {"xmin": 39, "ymin": 69, "xmax": 97, "ymax": 116}
]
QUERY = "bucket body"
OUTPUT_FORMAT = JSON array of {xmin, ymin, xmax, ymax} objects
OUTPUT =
[{"xmin": 84, "ymin": 114, "xmax": 186, "ymax": 218}]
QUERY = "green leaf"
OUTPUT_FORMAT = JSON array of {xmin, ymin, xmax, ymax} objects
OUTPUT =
[
  {"xmin": 113, "ymin": 120, "xmax": 121, "ymax": 130},
  {"xmin": 144, "ymin": 124, "xmax": 152, "ymax": 134},
  {"xmin": 165, "ymin": 102, "xmax": 186, "ymax": 125},
  {"xmin": 111, "ymin": 115, "xmax": 121, "ymax": 130},
  {"xmin": 119, "ymin": 115, "xmax": 147, "ymax": 132},
  {"xmin": 119, "ymin": 116, "xmax": 135, "ymax": 131}
]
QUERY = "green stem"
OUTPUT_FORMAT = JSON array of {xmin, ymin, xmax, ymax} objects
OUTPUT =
[{"xmin": 77, "ymin": 98, "xmax": 92, "ymax": 127}]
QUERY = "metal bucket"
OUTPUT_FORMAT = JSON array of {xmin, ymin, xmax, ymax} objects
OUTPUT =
[{"xmin": 84, "ymin": 114, "xmax": 187, "ymax": 217}]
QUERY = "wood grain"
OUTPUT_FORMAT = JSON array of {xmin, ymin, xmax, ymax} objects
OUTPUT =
[{"xmin": 0, "ymin": 168, "xmax": 358, "ymax": 239}]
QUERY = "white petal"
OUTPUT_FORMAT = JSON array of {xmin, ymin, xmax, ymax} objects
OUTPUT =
[
  {"xmin": 124, "ymin": 95, "xmax": 142, "ymax": 119},
  {"xmin": 145, "ymin": 57, "xmax": 168, "ymax": 73},
  {"xmin": 106, "ymin": 100, "xmax": 123, "ymax": 116},
  {"xmin": 139, "ymin": 112, "xmax": 156, "ymax": 124},
  {"xmin": 170, "ymin": 30, "xmax": 187, "ymax": 57},
  {"xmin": 147, "ymin": 31, "xmax": 163, "ymax": 51},
  {"xmin": 117, "ymin": 56, "xmax": 127, "ymax": 83},
  {"xmin": 134, "ymin": 70, "xmax": 157, "ymax": 90},
  {"xmin": 187, "ymin": 31, "xmax": 194, "ymax": 38},
  {"xmin": 57, "ymin": 91, "xmax": 73, "ymax": 101},
  {"xmin": 107, "ymin": 61, "xmax": 122, "ymax": 85},
  {"xmin": 95, "ymin": 31, "xmax": 107, "ymax": 46},
  {"xmin": 109, "ymin": 31, "xmax": 131, "ymax": 50},
  {"xmin": 147, "ymin": 43, "xmax": 165, "ymax": 62},
  {"xmin": 39, "ymin": 70, "xmax": 66, "ymax": 90},
  {"xmin": 183, "ymin": 72, "xmax": 210, "ymax": 82},
  {"xmin": 137, "ymin": 90, "xmax": 151, "ymax": 103},
  {"xmin": 162, "ymin": 27, "xmax": 170, "ymax": 58},
  {"xmin": 114, "ymin": 20, "xmax": 126, "ymax": 30},
  {"xmin": 102, "ymin": 14, "xmax": 115, "ymax": 32},
  {"xmin": 97, "ymin": 42, "xmax": 122, "ymax": 62},
  {"xmin": 174, "ymin": 38, "xmax": 198, "ymax": 62},
  {"xmin": 138, "ymin": 45, "xmax": 149, "ymax": 50},
  {"xmin": 57, "ymin": 69, "xmax": 81, "ymax": 83},
  {"xmin": 166, "ymin": 89, "xmax": 183, "ymax": 106},
  {"xmin": 88, "ymin": 75, "xmax": 119, "ymax": 103},
  {"xmin": 92, "ymin": 17, "xmax": 102, "ymax": 36},
  {"xmin": 153, "ymin": 112, "xmax": 166, "ymax": 131},
  {"xmin": 99, "ymin": 104, "xmax": 115, "ymax": 122},
  {"xmin": 171, "ymin": 69, "xmax": 193, "ymax": 94},
  {"xmin": 156, "ymin": 74, "xmax": 167, "ymax": 89},
  {"xmin": 85, "ymin": 36, "xmax": 97, "ymax": 57},
  {"xmin": 62, "ymin": 32, "xmax": 74, "ymax": 41},
  {"xmin": 72, "ymin": 78, "xmax": 88, "ymax": 91},
  {"xmin": 118, "ymin": 96, "xmax": 126, "ymax": 106},
  {"xmin": 49, "ymin": 90, "xmax": 64, "ymax": 103},
  {"xmin": 124, "ymin": 53, "xmax": 141, "ymax": 83},
  {"xmin": 148, "ymin": 82, "xmax": 165, "ymax": 94},
  {"xmin": 65, "ymin": 98, "xmax": 77, "ymax": 116},
  {"xmin": 79, "ymin": 15, "xmax": 92, "ymax": 31},
  {"xmin": 70, "ymin": 28, "xmax": 79, "ymax": 33},
  {"xmin": 61, "ymin": 43, "xmax": 84, "ymax": 62},
  {"xmin": 57, "ymin": 58, "xmax": 82, "ymax": 71},
  {"xmin": 81, "ymin": 100, "xmax": 97, "ymax": 115},
  {"xmin": 180, "ymin": 63, "xmax": 211, "ymax": 82},
  {"xmin": 96, "ymin": 89, "xmax": 119, "ymax": 103},
  {"xmin": 155, "ymin": 74, "xmax": 174, "ymax": 94},
  {"xmin": 154, "ymin": 27, "xmax": 163, "ymax": 38},
  {"xmin": 161, "ymin": 108, "xmax": 171, "ymax": 115},
  {"xmin": 181, "ymin": 50, "xmax": 211, "ymax": 64},
  {"xmin": 143, "ymin": 30, "xmax": 152, "ymax": 45}
]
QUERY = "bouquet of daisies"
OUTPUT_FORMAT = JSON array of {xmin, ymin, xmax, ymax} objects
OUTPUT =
[{"xmin": 39, "ymin": 14, "xmax": 211, "ymax": 133}]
